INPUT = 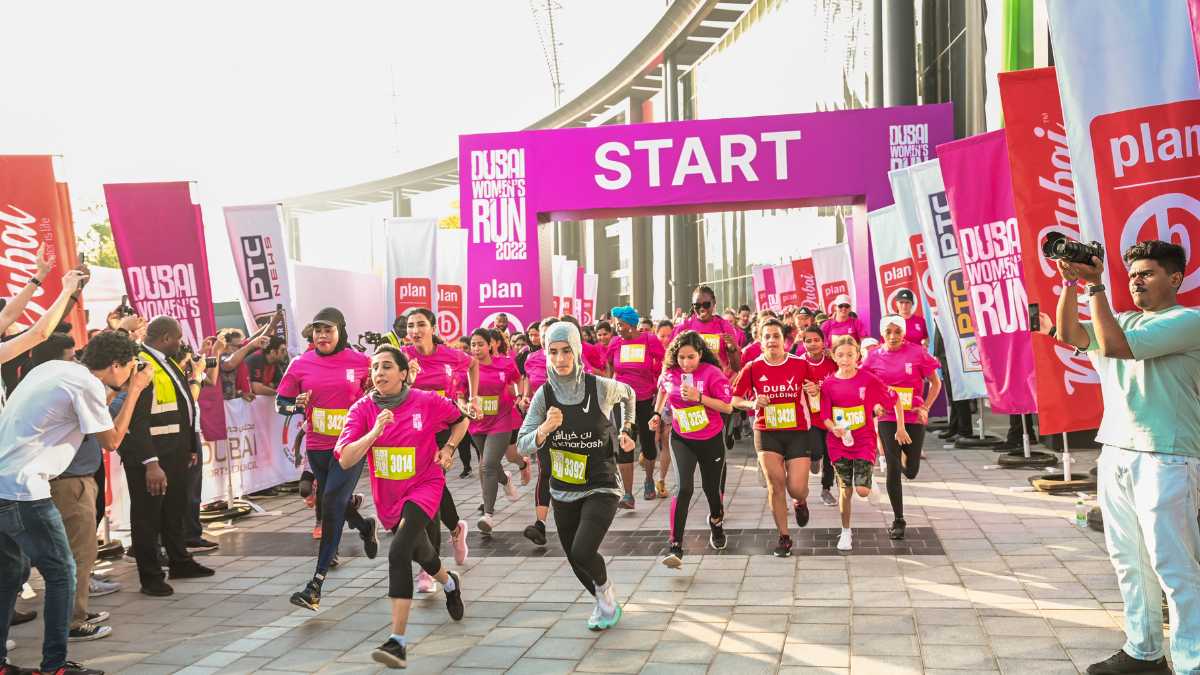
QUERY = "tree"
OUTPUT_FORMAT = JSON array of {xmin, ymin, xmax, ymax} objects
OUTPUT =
[{"xmin": 79, "ymin": 219, "xmax": 120, "ymax": 268}]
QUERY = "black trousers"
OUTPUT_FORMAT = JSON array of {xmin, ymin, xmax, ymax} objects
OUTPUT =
[
  {"xmin": 878, "ymin": 422, "xmax": 926, "ymax": 521},
  {"xmin": 552, "ymin": 493, "xmax": 618, "ymax": 596},
  {"xmin": 123, "ymin": 453, "xmax": 194, "ymax": 582},
  {"xmin": 938, "ymin": 353, "xmax": 975, "ymax": 435},
  {"xmin": 387, "ymin": 502, "xmax": 443, "ymax": 599},
  {"xmin": 184, "ymin": 458, "xmax": 203, "ymax": 541},
  {"xmin": 669, "ymin": 432, "xmax": 726, "ymax": 544},
  {"xmin": 1006, "ymin": 414, "xmax": 1038, "ymax": 444}
]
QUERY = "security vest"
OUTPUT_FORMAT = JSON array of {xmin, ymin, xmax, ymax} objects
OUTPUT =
[{"xmin": 140, "ymin": 349, "xmax": 197, "ymax": 443}]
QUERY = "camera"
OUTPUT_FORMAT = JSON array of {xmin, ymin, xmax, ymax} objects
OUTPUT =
[
  {"xmin": 356, "ymin": 331, "xmax": 387, "ymax": 352},
  {"xmin": 1042, "ymin": 232, "xmax": 1104, "ymax": 265}
]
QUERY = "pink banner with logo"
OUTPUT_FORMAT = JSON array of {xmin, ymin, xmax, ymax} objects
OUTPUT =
[{"xmin": 938, "ymin": 131, "xmax": 1037, "ymax": 414}]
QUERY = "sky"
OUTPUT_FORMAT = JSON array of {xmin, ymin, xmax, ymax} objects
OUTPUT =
[{"xmin": 0, "ymin": 1, "xmax": 666, "ymax": 299}]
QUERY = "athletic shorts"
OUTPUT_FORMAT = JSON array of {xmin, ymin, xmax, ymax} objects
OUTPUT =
[
  {"xmin": 754, "ymin": 429, "xmax": 815, "ymax": 462},
  {"xmin": 832, "ymin": 458, "xmax": 874, "ymax": 489}
]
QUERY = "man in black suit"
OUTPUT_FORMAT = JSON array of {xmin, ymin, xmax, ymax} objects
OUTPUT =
[{"xmin": 115, "ymin": 316, "xmax": 214, "ymax": 596}]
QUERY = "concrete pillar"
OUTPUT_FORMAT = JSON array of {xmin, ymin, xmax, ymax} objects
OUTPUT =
[
  {"xmin": 884, "ymin": 0, "xmax": 917, "ymax": 106},
  {"xmin": 872, "ymin": 0, "xmax": 884, "ymax": 107},
  {"xmin": 391, "ymin": 188, "xmax": 412, "ymax": 217}
]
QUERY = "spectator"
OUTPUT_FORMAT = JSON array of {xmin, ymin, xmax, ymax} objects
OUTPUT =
[
  {"xmin": 245, "ymin": 336, "xmax": 288, "ymax": 397},
  {"xmin": 0, "ymin": 261, "xmax": 87, "ymax": 407}
]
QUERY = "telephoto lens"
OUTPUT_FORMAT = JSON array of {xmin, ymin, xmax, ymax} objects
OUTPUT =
[{"xmin": 1042, "ymin": 232, "xmax": 1104, "ymax": 264}]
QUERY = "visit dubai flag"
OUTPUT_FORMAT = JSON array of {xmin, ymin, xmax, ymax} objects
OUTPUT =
[{"xmin": 1047, "ymin": 0, "xmax": 1200, "ymax": 311}]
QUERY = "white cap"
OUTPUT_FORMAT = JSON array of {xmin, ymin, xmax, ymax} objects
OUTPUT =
[{"xmin": 832, "ymin": 294, "xmax": 852, "ymax": 307}]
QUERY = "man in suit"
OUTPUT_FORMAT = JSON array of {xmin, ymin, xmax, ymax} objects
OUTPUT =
[{"xmin": 115, "ymin": 316, "xmax": 214, "ymax": 596}]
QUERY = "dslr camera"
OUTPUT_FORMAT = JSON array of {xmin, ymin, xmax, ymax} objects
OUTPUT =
[{"xmin": 1042, "ymin": 232, "xmax": 1104, "ymax": 265}]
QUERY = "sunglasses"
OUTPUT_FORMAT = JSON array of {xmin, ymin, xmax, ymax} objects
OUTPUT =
[
  {"xmin": 837, "ymin": 304, "xmax": 851, "ymax": 309},
  {"xmin": 692, "ymin": 301, "xmax": 714, "ymax": 310}
]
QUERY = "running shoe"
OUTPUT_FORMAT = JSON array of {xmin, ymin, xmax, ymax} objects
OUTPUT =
[
  {"xmin": 773, "ymin": 534, "xmax": 793, "ymax": 558},
  {"xmin": 591, "ymin": 603, "xmax": 622, "ymax": 631},
  {"xmin": 523, "ymin": 521, "xmax": 547, "ymax": 547},
  {"xmin": 1084, "ymin": 650, "xmax": 1170, "ymax": 674},
  {"xmin": 888, "ymin": 518, "xmax": 906, "ymax": 540},
  {"xmin": 793, "ymin": 500, "xmax": 810, "ymax": 528},
  {"xmin": 32, "ymin": 661, "xmax": 104, "ymax": 675},
  {"xmin": 821, "ymin": 489, "xmax": 837, "ymax": 507},
  {"xmin": 290, "ymin": 580, "xmax": 322, "ymax": 611},
  {"xmin": 185, "ymin": 538, "xmax": 219, "ymax": 551},
  {"xmin": 371, "ymin": 637, "xmax": 407, "ymax": 669},
  {"xmin": 67, "ymin": 621, "xmax": 111, "ymax": 643},
  {"xmin": 360, "ymin": 517, "xmax": 379, "ymax": 559},
  {"xmin": 587, "ymin": 598, "xmax": 603, "ymax": 630},
  {"xmin": 504, "ymin": 471, "xmax": 519, "ymax": 501},
  {"xmin": 85, "ymin": 611, "xmax": 110, "ymax": 623},
  {"xmin": 708, "ymin": 518, "xmax": 727, "ymax": 551},
  {"xmin": 477, "ymin": 513, "xmax": 494, "ymax": 534},
  {"xmin": 590, "ymin": 585, "xmax": 621, "ymax": 631},
  {"xmin": 350, "ymin": 493, "xmax": 365, "ymax": 510},
  {"xmin": 836, "ymin": 530, "xmax": 853, "ymax": 552},
  {"xmin": 520, "ymin": 461, "xmax": 532, "ymax": 485},
  {"xmin": 661, "ymin": 543, "xmax": 684, "ymax": 569},
  {"xmin": 451, "ymin": 521, "xmax": 470, "ymax": 565},
  {"xmin": 618, "ymin": 494, "xmax": 635, "ymax": 510},
  {"xmin": 299, "ymin": 475, "xmax": 313, "ymax": 498},
  {"xmin": 415, "ymin": 570, "xmax": 437, "ymax": 594},
  {"xmin": 312, "ymin": 524, "xmax": 323, "ymax": 540},
  {"xmin": 444, "ymin": 571, "xmax": 464, "ymax": 621},
  {"xmin": 88, "ymin": 576, "xmax": 121, "ymax": 597},
  {"xmin": 643, "ymin": 477, "xmax": 656, "ymax": 500},
  {"xmin": 655, "ymin": 479, "xmax": 669, "ymax": 498}
]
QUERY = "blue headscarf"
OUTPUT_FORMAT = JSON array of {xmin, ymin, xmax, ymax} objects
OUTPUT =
[{"xmin": 610, "ymin": 305, "xmax": 639, "ymax": 328}]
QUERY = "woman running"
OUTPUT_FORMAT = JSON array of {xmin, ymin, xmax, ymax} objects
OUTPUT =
[
  {"xmin": 517, "ymin": 321, "xmax": 636, "ymax": 630},
  {"xmin": 818, "ymin": 336, "xmax": 904, "ymax": 551},
  {"xmin": 650, "ymin": 331, "xmax": 734, "ymax": 568},
  {"xmin": 795, "ymin": 325, "xmax": 839, "ymax": 507},
  {"xmin": 731, "ymin": 319, "xmax": 814, "ymax": 557},
  {"xmin": 470, "ymin": 328, "xmax": 521, "ymax": 533},
  {"xmin": 605, "ymin": 306, "xmax": 666, "ymax": 509},
  {"xmin": 821, "ymin": 294, "xmax": 870, "ymax": 346},
  {"xmin": 518, "ymin": 317, "xmax": 557, "ymax": 546},
  {"xmin": 334, "ymin": 345, "xmax": 467, "ymax": 669},
  {"xmin": 861, "ymin": 315, "xmax": 941, "ymax": 540},
  {"xmin": 490, "ymin": 328, "xmax": 533, "ymax": 487},
  {"xmin": 280, "ymin": 307, "xmax": 378, "ymax": 611}
]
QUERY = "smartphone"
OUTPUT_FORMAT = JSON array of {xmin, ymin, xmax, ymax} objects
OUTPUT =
[
  {"xmin": 1029, "ymin": 303, "xmax": 1040, "ymax": 333},
  {"xmin": 681, "ymin": 373, "xmax": 694, "ymax": 388}
]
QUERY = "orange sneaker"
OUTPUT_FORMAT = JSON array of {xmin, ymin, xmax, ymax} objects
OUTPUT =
[{"xmin": 312, "ymin": 525, "xmax": 323, "ymax": 540}]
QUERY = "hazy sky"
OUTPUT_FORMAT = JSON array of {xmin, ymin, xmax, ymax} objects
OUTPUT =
[{"xmin": 1, "ymin": 1, "xmax": 665, "ymax": 298}]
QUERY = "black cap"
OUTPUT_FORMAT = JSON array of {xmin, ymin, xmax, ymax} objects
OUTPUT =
[
  {"xmin": 302, "ymin": 306, "xmax": 346, "ymax": 338},
  {"xmin": 796, "ymin": 307, "xmax": 815, "ymax": 317},
  {"xmin": 895, "ymin": 289, "xmax": 915, "ymax": 303}
]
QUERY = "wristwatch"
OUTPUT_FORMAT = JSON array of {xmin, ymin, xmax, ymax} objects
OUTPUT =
[{"xmin": 1087, "ymin": 283, "xmax": 1106, "ymax": 297}]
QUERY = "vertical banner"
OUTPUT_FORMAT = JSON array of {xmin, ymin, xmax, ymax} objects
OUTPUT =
[
  {"xmin": 773, "ymin": 263, "xmax": 798, "ymax": 308},
  {"xmin": 895, "ymin": 161, "xmax": 987, "ymax": 400},
  {"xmin": 575, "ymin": 266, "xmax": 585, "ymax": 321},
  {"xmin": 811, "ymin": 244, "xmax": 856, "ymax": 314},
  {"xmin": 581, "ymin": 273, "xmax": 598, "ymax": 324},
  {"xmin": 435, "ymin": 228, "xmax": 467, "ymax": 341},
  {"xmin": 551, "ymin": 254, "xmax": 565, "ymax": 317},
  {"xmin": 559, "ymin": 259, "xmax": 578, "ymax": 318},
  {"xmin": 222, "ymin": 204, "xmax": 302, "ymax": 355},
  {"xmin": 1047, "ymin": 0, "xmax": 1200, "ymax": 312},
  {"xmin": 0, "ymin": 156, "xmax": 86, "ymax": 344},
  {"xmin": 1000, "ymin": 67, "xmax": 1104, "ymax": 433},
  {"xmin": 752, "ymin": 265, "xmax": 772, "ymax": 310},
  {"xmin": 104, "ymin": 182, "xmax": 217, "ymax": 348},
  {"xmin": 790, "ymin": 258, "xmax": 818, "ymax": 310},
  {"xmin": 867, "ymin": 205, "xmax": 923, "ymax": 314},
  {"xmin": 939, "ymin": 131, "xmax": 1038, "ymax": 414},
  {"xmin": 385, "ymin": 217, "xmax": 437, "ymax": 326}
]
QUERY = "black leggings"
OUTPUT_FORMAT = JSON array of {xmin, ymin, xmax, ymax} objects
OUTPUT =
[
  {"xmin": 669, "ymin": 432, "xmax": 726, "ymax": 544},
  {"xmin": 552, "ymin": 493, "xmax": 618, "ymax": 596},
  {"xmin": 388, "ymin": 501, "xmax": 444, "ymax": 599},
  {"xmin": 877, "ymin": 422, "xmax": 926, "ymax": 520},
  {"xmin": 457, "ymin": 435, "xmax": 475, "ymax": 470},
  {"xmin": 616, "ymin": 398, "xmax": 658, "ymax": 463},
  {"xmin": 535, "ymin": 447, "xmax": 551, "ymax": 509}
]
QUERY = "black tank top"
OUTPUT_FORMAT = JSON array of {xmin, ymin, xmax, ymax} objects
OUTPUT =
[{"xmin": 541, "ymin": 374, "xmax": 618, "ymax": 494}]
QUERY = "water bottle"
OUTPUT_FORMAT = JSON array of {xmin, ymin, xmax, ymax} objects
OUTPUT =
[{"xmin": 1074, "ymin": 500, "xmax": 1088, "ymax": 528}]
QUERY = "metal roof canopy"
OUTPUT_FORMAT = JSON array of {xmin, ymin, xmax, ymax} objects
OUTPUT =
[{"xmin": 280, "ymin": 0, "xmax": 753, "ymax": 214}]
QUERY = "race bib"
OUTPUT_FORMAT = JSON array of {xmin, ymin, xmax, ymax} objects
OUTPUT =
[
  {"xmin": 480, "ymin": 395, "xmax": 499, "ymax": 416},
  {"xmin": 831, "ymin": 405, "xmax": 866, "ymax": 431},
  {"xmin": 620, "ymin": 344, "xmax": 646, "ymax": 363},
  {"xmin": 763, "ymin": 402, "xmax": 798, "ymax": 430},
  {"xmin": 550, "ymin": 448, "xmax": 588, "ymax": 484},
  {"xmin": 890, "ymin": 386, "xmax": 914, "ymax": 410},
  {"xmin": 700, "ymin": 333, "xmax": 721, "ymax": 353},
  {"xmin": 435, "ymin": 389, "xmax": 446, "ymax": 398},
  {"xmin": 311, "ymin": 407, "xmax": 349, "ymax": 436},
  {"xmin": 372, "ymin": 446, "xmax": 416, "ymax": 480},
  {"xmin": 674, "ymin": 405, "xmax": 710, "ymax": 434}
]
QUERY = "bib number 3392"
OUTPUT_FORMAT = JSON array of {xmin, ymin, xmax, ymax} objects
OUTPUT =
[
  {"xmin": 550, "ymin": 448, "xmax": 588, "ymax": 484},
  {"xmin": 372, "ymin": 446, "xmax": 416, "ymax": 480}
]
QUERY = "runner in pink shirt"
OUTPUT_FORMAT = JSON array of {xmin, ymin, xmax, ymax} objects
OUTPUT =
[
  {"xmin": 891, "ymin": 289, "xmax": 929, "ymax": 347},
  {"xmin": 605, "ymin": 306, "xmax": 666, "ymax": 508},
  {"xmin": 818, "ymin": 335, "xmax": 905, "ymax": 552},
  {"xmin": 469, "ymin": 328, "xmax": 522, "ymax": 533},
  {"xmin": 671, "ymin": 286, "xmax": 744, "ymax": 375},
  {"xmin": 795, "ymin": 325, "xmax": 839, "ymax": 508},
  {"xmin": 861, "ymin": 315, "xmax": 942, "ymax": 541},
  {"xmin": 334, "ymin": 345, "xmax": 468, "ymax": 669},
  {"xmin": 650, "ymin": 331, "xmax": 733, "ymax": 568},
  {"xmin": 822, "ymin": 294, "xmax": 871, "ymax": 346}
]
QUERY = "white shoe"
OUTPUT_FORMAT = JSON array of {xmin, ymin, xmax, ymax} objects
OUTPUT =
[
  {"xmin": 6, "ymin": 638, "xmax": 14, "ymax": 650},
  {"xmin": 89, "ymin": 576, "xmax": 122, "ymax": 597},
  {"xmin": 504, "ymin": 471, "xmax": 519, "ymax": 500},
  {"xmin": 837, "ymin": 530, "xmax": 853, "ymax": 551},
  {"xmin": 415, "ymin": 570, "xmax": 437, "ymax": 594},
  {"xmin": 478, "ymin": 513, "xmax": 494, "ymax": 534}
]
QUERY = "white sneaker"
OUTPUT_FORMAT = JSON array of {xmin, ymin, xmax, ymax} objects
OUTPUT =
[
  {"xmin": 478, "ymin": 513, "xmax": 494, "ymax": 534},
  {"xmin": 837, "ymin": 530, "xmax": 853, "ymax": 551},
  {"xmin": 415, "ymin": 570, "xmax": 437, "ymax": 594},
  {"xmin": 89, "ymin": 576, "xmax": 122, "ymax": 597},
  {"xmin": 504, "ymin": 471, "xmax": 519, "ymax": 500}
]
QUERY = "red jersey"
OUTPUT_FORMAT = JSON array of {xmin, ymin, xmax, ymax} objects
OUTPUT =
[{"xmin": 732, "ymin": 354, "xmax": 812, "ymax": 431}]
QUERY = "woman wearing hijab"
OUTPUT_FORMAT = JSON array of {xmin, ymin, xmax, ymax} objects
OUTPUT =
[
  {"xmin": 517, "ymin": 322, "xmax": 637, "ymax": 631},
  {"xmin": 279, "ymin": 307, "xmax": 378, "ymax": 611},
  {"xmin": 604, "ymin": 305, "xmax": 666, "ymax": 508}
]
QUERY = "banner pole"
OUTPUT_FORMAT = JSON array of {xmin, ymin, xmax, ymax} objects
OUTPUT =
[
  {"xmin": 1020, "ymin": 414, "xmax": 1031, "ymax": 459},
  {"xmin": 1061, "ymin": 432, "xmax": 1072, "ymax": 480}
]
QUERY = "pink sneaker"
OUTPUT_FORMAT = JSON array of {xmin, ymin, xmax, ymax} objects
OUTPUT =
[
  {"xmin": 415, "ymin": 570, "xmax": 437, "ymax": 594},
  {"xmin": 451, "ymin": 521, "xmax": 470, "ymax": 566}
]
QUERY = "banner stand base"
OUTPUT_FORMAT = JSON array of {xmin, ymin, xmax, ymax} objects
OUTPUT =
[
  {"xmin": 996, "ymin": 450, "xmax": 1057, "ymax": 468},
  {"xmin": 955, "ymin": 435, "xmax": 1006, "ymax": 449},
  {"xmin": 199, "ymin": 500, "xmax": 255, "ymax": 522},
  {"xmin": 1028, "ymin": 472, "xmax": 1098, "ymax": 494}
]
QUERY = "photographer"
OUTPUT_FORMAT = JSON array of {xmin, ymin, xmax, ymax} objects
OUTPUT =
[{"xmin": 1054, "ymin": 240, "xmax": 1200, "ymax": 675}]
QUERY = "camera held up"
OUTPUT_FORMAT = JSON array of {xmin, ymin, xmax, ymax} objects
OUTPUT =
[{"xmin": 1042, "ymin": 232, "xmax": 1104, "ymax": 265}]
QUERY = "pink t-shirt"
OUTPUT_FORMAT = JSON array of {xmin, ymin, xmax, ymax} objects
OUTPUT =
[
  {"xmin": 861, "ymin": 342, "xmax": 939, "ymax": 424},
  {"xmin": 521, "ymin": 349, "xmax": 548, "ymax": 393},
  {"xmin": 818, "ymin": 369, "xmax": 897, "ymax": 463},
  {"xmin": 336, "ymin": 391, "xmax": 462, "ymax": 526},
  {"xmin": 402, "ymin": 344, "xmax": 472, "ymax": 398},
  {"xmin": 277, "ymin": 348, "xmax": 371, "ymax": 451},
  {"xmin": 672, "ymin": 315, "xmax": 744, "ymax": 373},
  {"xmin": 470, "ymin": 356, "xmax": 519, "ymax": 435},
  {"xmin": 606, "ymin": 332, "xmax": 665, "ymax": 401},
  {"xmin": 903, "ymin": 314, "xmax": 929, "ymax": 345},
  {"xmin": 581, "ymin": 341, "xmax": 607, "ymax": 375},
  {"xmin": 658, "ymin": 363, "xmax": 732, "ymax": 441},
  {"xmin": 822, "ymin": 317, "xmax": 871, "ymax": 346}
]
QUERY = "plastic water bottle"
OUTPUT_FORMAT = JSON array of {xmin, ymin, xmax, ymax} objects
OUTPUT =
[{"xmin": 1074, "ymin": 500, "xmax": 1088, "ymax": 528}]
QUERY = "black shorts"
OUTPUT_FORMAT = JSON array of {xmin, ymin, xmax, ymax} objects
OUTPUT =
[{"xmin": 754, "ymin": 429, "xmax": 816, "ymax": 462}]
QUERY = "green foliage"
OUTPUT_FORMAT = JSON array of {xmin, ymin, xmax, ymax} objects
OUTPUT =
[{"xmin": 80, "ymin": 219, "xmax": 120, "ymax": 268}]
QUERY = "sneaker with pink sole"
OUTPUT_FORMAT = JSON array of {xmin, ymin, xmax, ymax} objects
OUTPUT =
[{"xmin": 451, "ymin": 521, "xmax": 469, "ymax": 565}]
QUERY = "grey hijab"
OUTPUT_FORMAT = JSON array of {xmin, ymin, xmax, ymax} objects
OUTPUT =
[{"xmin": 543, "ymin": 321, "xmax": 586, "ymax": 403}]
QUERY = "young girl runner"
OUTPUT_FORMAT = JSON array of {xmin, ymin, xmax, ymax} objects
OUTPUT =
[
  {"xmin": 517, "ymin": 322, "xmax": 637, "ymax": 630},
  {"xmin": 650, "ymin": 331, "xmax": 734, "ymax": 568},
  {"xmin": 818, "ymin": 336, "xmax": 905, "ymax": 551},
  {"xmin": 334, "ymin": 345, "xmax": 468, "ymax": 669},
  {"xmin": 796, "ymin": 325, "xmax": 838, "ymax": 507},
  {"xmin": 605, "ymin": 305, "xmax": 666, "ymax": 508},
  {"xmin": 731, "ymin": 319, "xmax": 814, "ymax": 557},
  {"xmin": 469, "ymin": 328, "xmax": 521, "ymax": 533},
  {"xmin": 861, "ymin": 315, "xmax": 941, "ymax": 540}
]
